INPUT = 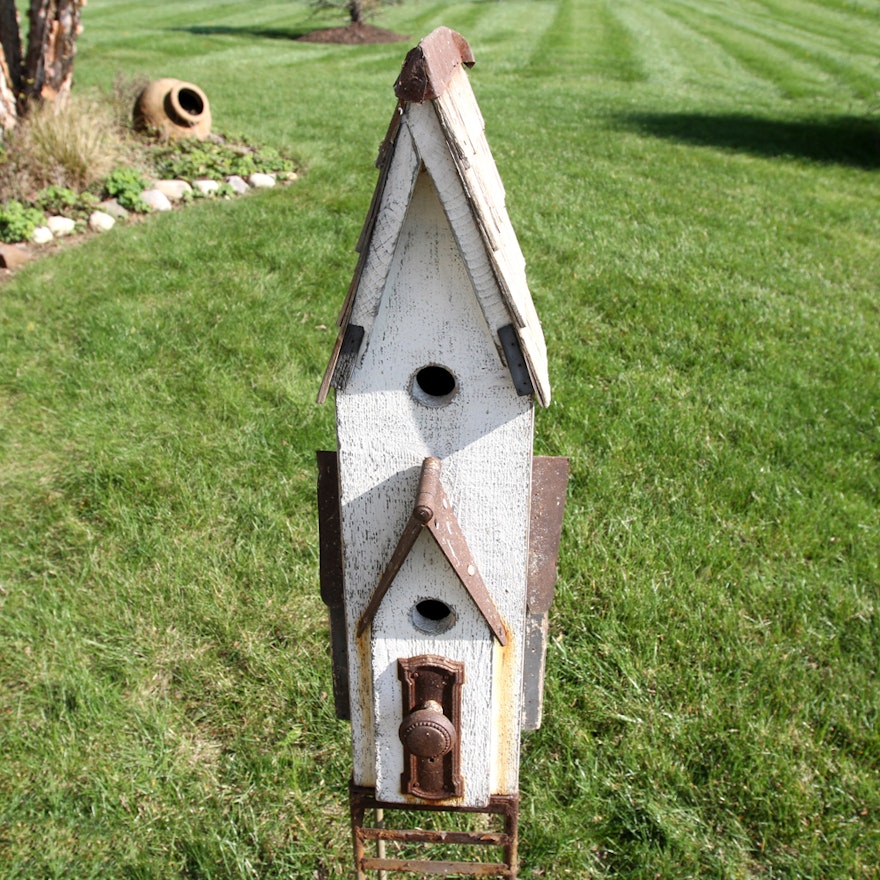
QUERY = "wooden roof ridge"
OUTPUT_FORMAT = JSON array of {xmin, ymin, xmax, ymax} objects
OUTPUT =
[{"xmin": 317, "ymin": 27, "xmax": 551, "ymax": 407}]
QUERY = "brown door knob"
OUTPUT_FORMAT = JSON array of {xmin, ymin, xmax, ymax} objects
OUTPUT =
[{"xmin": 399, "ymin": 700, "xmax": 457, "ymax": 759}]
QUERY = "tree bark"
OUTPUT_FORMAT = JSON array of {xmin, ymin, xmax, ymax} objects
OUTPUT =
[
  {"xmin": 0, "ymin": 0, "xmax": 84, "ymax": 130},
  {"xmin": 0, "ymin": 0, "xmax": 22, "ymax": 129},
  {"xmin": 23, "ymin": 0, "xmax": 85, "ymax": 107}
]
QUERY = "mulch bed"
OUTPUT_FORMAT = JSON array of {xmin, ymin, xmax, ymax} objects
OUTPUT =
[{"xmin": 296, "ymin": 23, "xmax": 409, "ymax": 44}]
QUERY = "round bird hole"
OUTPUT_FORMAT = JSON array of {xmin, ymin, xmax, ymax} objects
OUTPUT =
[
  {"xmin": 411, "ymin": 365, "xmax": 457, "ymax": 407},
  {"xmin": 411, "ymin": 599, "xmax": 456, "ymax": 635}
]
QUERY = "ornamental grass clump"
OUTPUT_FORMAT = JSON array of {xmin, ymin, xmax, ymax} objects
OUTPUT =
[{"xmin": 0, "ymin": 96, "xmax": 126, "ymax": 201}]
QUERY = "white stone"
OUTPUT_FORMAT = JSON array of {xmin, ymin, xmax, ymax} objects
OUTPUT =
[
  {"xmin": 248, "ymin": 172, "xmax": 276, "ymax": 188},
  {"xmin": 140, "ymin": 189, "xmax": 173, "ymax": 212},
  {"xmin": 98, "ymin": 199, "xmax": 129, "ymax": 220},
  {"xmin": 152, "ymin": 179, "xmax": 192, "ymax": 201},
  {"xmin": 47, "ymin": 215, "xmax": 76, "ymax": 237},
  {"xmin": 193, "ymin": 179, "xmax": 220, "ymax": 195},
  {"xmin": 31, "ymin": 225, "xmax": 53, "ymax": 244},
  {"xmin": 226, "ymin": 175, "xmax": 249, "ymax": 195},
  {"xmin": 89, "ymin": 211, "xmax": 115, "ymax": 232}
]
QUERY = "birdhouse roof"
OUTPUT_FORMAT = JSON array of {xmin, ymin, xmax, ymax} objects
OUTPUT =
[{"xmin": 318, "ymin": 27, "xmax": 551, "ymax": 407}]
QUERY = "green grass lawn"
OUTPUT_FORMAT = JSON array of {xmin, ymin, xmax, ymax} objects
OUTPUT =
[{"xmin": 2, "ymin": 0, "xmax": 878, "ymax": 877}]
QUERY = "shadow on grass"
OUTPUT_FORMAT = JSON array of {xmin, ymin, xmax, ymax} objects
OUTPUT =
[
  {"xmin": 620, "ymin": 112, "xmax": 880, "ymax": 170},
  {"xmin": 171, "ymin": 25, "xmax": 311, "ymax": 41}
]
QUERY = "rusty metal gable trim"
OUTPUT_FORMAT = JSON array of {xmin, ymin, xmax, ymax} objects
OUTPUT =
[{"xmin": 356, "ymin": 457, "xmax": 508, "ymax": 646}]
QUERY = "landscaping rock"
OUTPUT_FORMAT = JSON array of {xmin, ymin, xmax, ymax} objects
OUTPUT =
[
  {"xmin": 248, "ymin": 172, "xmax": 276, "ymax": 188},
  {"xmin": 226, "ymin": 175, "xmax": 249, "ymax": 195},
  {"xmin": 98, "ymin": 199, "xmax": 129, "ymax": 220},
  {"xmin": 0, "ymin": 243, "xmax": 31, "ymax": 270},
  {"xmin": 278, "ymin": 171, "xmax": 300, "ymax": 182},
  {"xmin": 47, "ymin": 215, "xmax": 76, "ymax": 237},
  {"xmin": 140, "ymin": 189, "xmax": 173, "ymax": 212},
  {"xmin": 193, "ymin": 179, "xmax": 220, "ymax": 196},
  {"xmin": 31, "ymin": 226, "xmax": 53, "ymax": 244},
  {"xmin": 89, "ymin": 211, "xmax": 116, "ymax": 232},
  {"xmin": 153, "ymin": 179, "xmax": 192, "ymax": 201}
]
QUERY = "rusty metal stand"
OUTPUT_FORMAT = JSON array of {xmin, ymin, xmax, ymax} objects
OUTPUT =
[{"xmin": 350, "ymin": 783, "xmax": 519, "ymax": 878}]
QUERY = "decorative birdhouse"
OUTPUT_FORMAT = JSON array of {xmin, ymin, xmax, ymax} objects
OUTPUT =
[{"xmin": 316, "ymin": 27, "xmax": 568, "ymax": 878}]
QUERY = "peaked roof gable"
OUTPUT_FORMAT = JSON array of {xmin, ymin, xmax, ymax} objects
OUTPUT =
[
  {"xmin": 356, "ymin": 456, "xmax": 509, "ymax": 645},
  {"xmin": 319, "ymin": 27, "xmax": 550, "ymax": 407}
]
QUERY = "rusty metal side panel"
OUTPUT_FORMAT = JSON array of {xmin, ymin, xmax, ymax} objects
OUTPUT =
[
  {"xmin": 316, "ymin": 450, "xmax": 350, "ymax": 720},
  {"xmin": 526, "ymin": 456, "xmax": 569, "ymax": 614},
  {"xmin": 522, "ymin": 456, "xmax": 569, "ymax": 731},
  {"xmin": 521, "ymin": 612, "xmax": 549, "ymax": 732}
]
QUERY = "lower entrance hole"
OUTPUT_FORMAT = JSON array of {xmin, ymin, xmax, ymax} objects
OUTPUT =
[{"xmin": 411, "ymin": 599, "xmax": 456, "ymax": 635}]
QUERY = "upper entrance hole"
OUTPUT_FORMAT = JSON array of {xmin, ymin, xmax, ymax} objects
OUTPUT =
[{"xmin": 411, "ymin": 365, "xmax": 457, "ymax": 407}]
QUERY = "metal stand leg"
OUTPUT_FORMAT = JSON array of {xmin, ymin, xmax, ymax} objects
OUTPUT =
[
  {"xmin": 375, "ymin": 808, "xmax": 388, "ymax": 880},
  {"xmin": 350, "ymin": 786, "xmax": 366, "ymax": 880}
]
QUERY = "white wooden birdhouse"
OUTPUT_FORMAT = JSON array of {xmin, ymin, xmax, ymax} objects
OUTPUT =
[{"xmin": 316, "ymin": 27, "xmax": 567, "ymax": 878}]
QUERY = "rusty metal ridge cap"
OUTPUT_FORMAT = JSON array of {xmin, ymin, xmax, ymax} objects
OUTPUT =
[{"xmin": 394, "ymin": 26, "xmax": 475, "ymax": 104}]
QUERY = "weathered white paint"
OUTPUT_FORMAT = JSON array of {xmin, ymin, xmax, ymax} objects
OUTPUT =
[
  {"xmin": 336, "ymin": 169, "xmax": 534, "ymax": 806},
  {"xmin": 371, "ymin": 533, "xmax": 495, "ymax": 804},
  {"xmin": 340, "ymin": 120, "xmax": 421, "ymax": 332},
  {"xmin": 402, "ymin": 103, "xmax": 512, "ymax": 339}
]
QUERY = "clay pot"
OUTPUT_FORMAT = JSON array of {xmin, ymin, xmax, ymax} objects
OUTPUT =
[{"xmin": 133, "ymin": 78, "xmax": 211, "ymax": 140}]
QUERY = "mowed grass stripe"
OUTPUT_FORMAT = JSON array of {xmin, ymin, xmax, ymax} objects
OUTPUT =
[
  {"xmin": 677, "ymin": 0, "xmax": 880, "ymax": 100},
  {"xmin": 751, "ymin": 0, "xmax": 880, "ymax": 44},
  {"xmin": 525, "ymin": 0, "xmax": 646, "ymax": 81},
  {"xmin": 454, "ymin": 1, "xmax": 560, "ymax": 74},
  {"xmin": 610, "ymin": 0, "xmax": 778, "ymax": 97},
  {"xmin": 662, "ymin": 0, "xmax": 880, "ymax": 102}
]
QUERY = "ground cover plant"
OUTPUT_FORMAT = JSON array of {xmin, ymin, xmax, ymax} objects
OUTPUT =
[
  {"xmin": 0, "ymin": 0, "xmax": 878, "ymax": 877},
  {"xmin": 0, "ymin": 88, "xmax": 298, "ymax": 243}
]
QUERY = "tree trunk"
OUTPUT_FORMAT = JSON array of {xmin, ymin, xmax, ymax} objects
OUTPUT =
[
  {"xmin": 0, "ymin": 0, "xmax": 84, "ymax": 130},
  {"xmin": 347, "ymin": 0, "xmax": 366, "ymax": 26},
  {"xmin": 22, "ymin": 0, "xmax": 85, "ymax": 107},
  {"xmin": 0, "ymin": 0, "xmax": 22, "ymax": 129}
]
